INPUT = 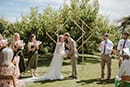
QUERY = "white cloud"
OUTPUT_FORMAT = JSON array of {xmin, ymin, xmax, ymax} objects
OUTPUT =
[
  {"xmin": 3, "ymin": 16, "xmax": 21, "ymax": 23},
  {"xmin": 0, "ymin": 0, "xmax": 66, "ymax": 23},
  {"xmin": 2, "ymin": 0, "xmax": 130, "ymax": 23},
  {"xmin": 99, "ymin": 0, "xmax": 130, "ymax": 20}
]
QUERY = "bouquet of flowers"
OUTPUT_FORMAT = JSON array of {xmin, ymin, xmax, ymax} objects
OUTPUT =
[
  {"xmin": 16, "ymin": 40, "xmax": 25, "ymax": 49},
  {"xmin": 36, "ymin": 41, "xmax": 42, "ymax": 45},
  {"xmin": 0, "ymin": 39, "xmax": 8, "ymax": 49}
]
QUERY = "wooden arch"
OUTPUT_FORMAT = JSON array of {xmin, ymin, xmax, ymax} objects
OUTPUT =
[{"xmin": 46, "ymin": 8, "xmax": 94, "ymax": 69}]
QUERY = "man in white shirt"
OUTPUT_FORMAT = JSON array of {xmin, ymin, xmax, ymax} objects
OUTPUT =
[
  {"xmin": 99, "ymin": 33, "xmax": 113, "ymax": 80},
  {"xmin": 117, "ymin": 31, "xmax": 130, "ymax": 67}
]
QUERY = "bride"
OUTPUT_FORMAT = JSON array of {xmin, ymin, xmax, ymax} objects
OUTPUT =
[{"xmin": 24, "ymin": 35, "xmax": 66, "ymax": 82}]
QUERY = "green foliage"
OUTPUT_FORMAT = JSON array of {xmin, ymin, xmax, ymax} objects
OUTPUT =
[
  {"xmin": 118, "ymin": 15, "xmax": 130, "ymax": 36},
  {"xmin": 119, "ymin": 15, "xmax": 130, "ymax": 30},
  {"xmin": 0, "ymin": 0, "xmax": 119, "ymax": 54}
]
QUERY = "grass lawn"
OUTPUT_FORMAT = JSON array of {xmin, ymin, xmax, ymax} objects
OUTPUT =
[{"xmin": 23, "ymin": 54, "xmax": 119, "ymax": 87}]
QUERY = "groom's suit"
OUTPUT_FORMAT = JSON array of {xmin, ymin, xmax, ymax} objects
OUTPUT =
[{"xmin": 66, "ymin": 37, "xmax": 78, "ymax": 77}]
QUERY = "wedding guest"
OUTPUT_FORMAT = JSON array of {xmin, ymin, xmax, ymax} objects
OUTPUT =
[
  {"xmin": 115, "ymin": 48, "xmax": 130, "ymax": 87},
  {"xmin": 64, "ymin": 32, "xmax": 78, "ymax": 79},
  {"xmin": 0, "ymin": 34, "xmax": 8, "ymax": 65},
  {"xmin": 99, "ymin": 33, "xmax": 113, "ymax": 80},
  {"xmin": 0, "ymin": 34, "xmax": 8, "ymax": 51},
  {"xmin": 117, "ymin": 31, "xmax": 130, "ymax": 67},
  {"xmin": 26, "ymin": 34, "xmax": 42, "ymax": 77},
  {"xmin": 0, "ymin": 47, "xmax": 25, "ymax": 87},
  {"xmin": 11, "ymin": 33, "xmax": 25, "ymax": 77},
  {"xmin": 22, "ymin": 35, "xmax": 66, "ymax": 82}
]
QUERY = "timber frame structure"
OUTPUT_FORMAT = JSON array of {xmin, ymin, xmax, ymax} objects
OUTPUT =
[{"xmin": 46, "ymin": 8, "xmax": 94, "ymax": 68}]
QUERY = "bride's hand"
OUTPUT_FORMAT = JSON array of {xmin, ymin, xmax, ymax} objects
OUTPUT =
[{"xmin": 65, "ymin": 50, "xmax": 70, "ymax": 54}]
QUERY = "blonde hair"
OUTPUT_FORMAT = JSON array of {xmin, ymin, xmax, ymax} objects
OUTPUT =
[{"xmin": 14, "ymin": 33, "xmax": 20, "ymax": 40}]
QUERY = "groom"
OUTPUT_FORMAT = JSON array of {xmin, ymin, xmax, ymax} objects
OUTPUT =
[{"xmin": 64, "ymin": 32, "xmax": 78, "ymax": 79}]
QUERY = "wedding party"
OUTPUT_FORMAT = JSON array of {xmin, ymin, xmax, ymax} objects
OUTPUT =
[{"xmin": 0, "ymin": 0, "xmax": 130, "ymax": 87}]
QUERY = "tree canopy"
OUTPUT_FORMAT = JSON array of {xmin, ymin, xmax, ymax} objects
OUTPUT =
[{"xmin": 0, "ymin": 0, "xmax": 119, "ymax": 54}]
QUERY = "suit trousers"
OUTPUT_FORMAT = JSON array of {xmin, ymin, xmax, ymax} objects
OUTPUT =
[
  {"xmin": 71, "ymin": 56, "xmax": 77, "ymax": 77},
  {"xmin": 101, "ymin": 54, "xmax": 111, "ymax": 79}
]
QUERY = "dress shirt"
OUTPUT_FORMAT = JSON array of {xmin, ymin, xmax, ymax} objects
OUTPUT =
[
  {"xmin": 99, "ymin": 39, "xmax": 113, "ymax": 54},
  {"xmin": 117, "ymin": 39, "xmax": 130, "ymax": 55}
]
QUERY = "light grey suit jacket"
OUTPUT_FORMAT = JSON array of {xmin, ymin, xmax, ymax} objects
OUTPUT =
[{"xmin": 67, "ymin": 37, "xmax": 78, "ymax": 58}]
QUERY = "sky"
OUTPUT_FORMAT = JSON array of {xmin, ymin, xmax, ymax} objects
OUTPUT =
[
  {"xmin": 99, "ymin": 0, "xmax": 130, "ymax": 21},
  {"xmin": 0, "ymin": 0, "xmax": 130, "ymax": 23}
]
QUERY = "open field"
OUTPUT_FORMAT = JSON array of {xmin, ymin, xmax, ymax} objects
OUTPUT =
[{"xmin": 22, "ymin": 54, "xmax": 118, "ymax": 87}]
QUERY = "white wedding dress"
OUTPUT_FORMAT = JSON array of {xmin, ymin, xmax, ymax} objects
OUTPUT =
[{"xmin": 23, "ymin": 42, "xmax": 66, "ymax": 82}]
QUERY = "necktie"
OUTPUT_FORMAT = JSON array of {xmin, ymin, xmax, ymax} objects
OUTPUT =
[
  {"xmin": 103, "ymin": 40, "xmax": 107, "ymax": 54},
  {"xmin": 122, "ymin": 40, "xmax": 126, "ymax": 55}
]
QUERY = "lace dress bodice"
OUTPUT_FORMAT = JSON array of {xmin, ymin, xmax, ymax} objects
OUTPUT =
[{"xmin": 54, "ymin": 42, "xmax": 66, "ymax": 57}]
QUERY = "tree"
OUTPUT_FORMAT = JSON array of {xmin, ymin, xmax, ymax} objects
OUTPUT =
[
  {"xmin": 0, "ymin": 0, "xmax": 119, "ymax": 54},
  {"xmin": 118, "ymin": 15, "xmax": 130, "ymax": 33}
]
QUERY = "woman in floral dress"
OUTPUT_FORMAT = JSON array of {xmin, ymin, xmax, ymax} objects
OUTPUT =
[{"xmin": 0, "ymin": 47, "xmax": 25, "ymax": 87}]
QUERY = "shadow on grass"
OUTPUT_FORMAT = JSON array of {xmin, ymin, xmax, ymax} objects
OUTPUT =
[
  {"xmin": 78, "ymin": 56, "xmax": 101, "ymax": 64},
  {"xmin": 63, "ymin": 61, "xmax": 71, "ymax": 66},
  {"xmin": 37, "ymin": 54, "xmax": 101, "ymax": 68},
  {"xmin": 37, "ymin": 54, "xmax": 53, "ymax": 67},
  {"xmin": 33, "ymin": 76, "xmax": 73, "ymax": 84},
  {"xmin": 32, "ymin": 77, "xmax": 115, "ymax": 85},
  {"xmin": 76, "ymin": 78, "xmax": 115, "ymax": 85},
  {"xmin": 20, "ymin": 75, "xmax": 32, "ymax": 79},
  {"xmin": 34, "ymin": 80, "xmax": 61, "ymax": 84}
]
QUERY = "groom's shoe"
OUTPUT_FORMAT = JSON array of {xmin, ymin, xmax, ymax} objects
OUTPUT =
[
  {"xmin": 68, "ymin": 75, "xmax": 73, "ymax": 78},
  {"xmin": 73, "ymin": 76, "xmax": 78, "ymax": 79},
  {"xmin": 69, "ymin": 75, "xmax": 78, "ymax": 79}
]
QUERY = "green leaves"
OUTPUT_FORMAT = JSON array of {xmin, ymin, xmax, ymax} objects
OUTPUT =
[{"xmin": 0, "ymin": 0, "xmax": 119, "ymax": 54}]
